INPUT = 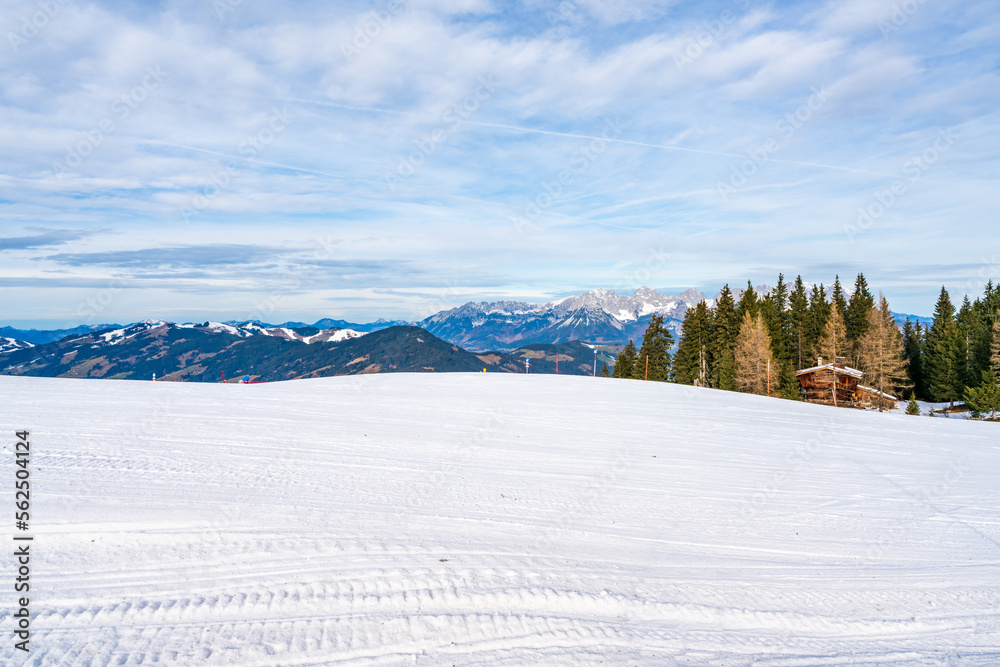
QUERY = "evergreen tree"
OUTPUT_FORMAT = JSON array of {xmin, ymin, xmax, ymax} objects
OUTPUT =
[
  {"xmin": 845, "ymin": 272, "xmax": 875, "ymax": 347},
  {"xmin": 964, "ymin": 281, "xmax": 1000, "ymax": 383},
  {"xmin": 736, "ymin": 281, "xmax": 759, "ymax": 323},
  {"xmin": 674, "ymin": 307, "xmax": 697, "ymax": 385},
  {"xmin": 788, "ymin": 275, "xmax": 810, "ymax": 369},
  {"xmin": 632, "ymin": 314, "xmax": 674, "ymax": 382},
  {"xmin": 612, "ymin": 340, "xmax": 637, "ymax": 379},
  {"xmin": 956, "ymin": 295, "xmax": 981, "ymax": 388},
  {"xmin": 778, "ymin": 362, "xmax": 800, "ymax": 401},
  {"xmin": 991, "ymin": 319, "xmax": 1000, "ymax": 376},
  {"xmin": 964, "ymin": 370, "xmax": 1000, "ymax": 420},
  {"xmin": 831, "ymin": 275, "xmax": 848, "ymax": 316},
  {"xmin": 674, "ymin": 301, "xmax": 711, "ymax": 386},
  {"xmin": 902, "ymin": 318, "xmax": 925, "ymax": 398},
  {"xmin": 758, "ymin": 273, "xmax": 796, "ymax": 400},
  {"xmin": 856, "ymin": 295, "xmax": 911, "ymax": 411},
  {"xmin": 806, "ymin": 283, "xmax": 830, "ymax": 361},
  {"xmin": 710, "ymin": 285, "xmax": 738, "ymax": 391},
  {"xmin": 599, "ymin": 362, "xmax": 611, "ymax": 378},
  {"xmin": 692, "ymin": 300, "xmax": 711, "ymax": 387},
  {"xmin": 817, "ymin": 305, "xmax": 848, "ymax": 366},
  {"xmin": 984, "ymin": 281, "xmax": 1000, "ymax": 356},
  {"xmin": 924, "ymin": 286, "xmax": 964, "ymax": 406},
  {"xmin": 761, "ymin": 273, "xmax": 791, "ymax": 364},
  {"xmin": 905, "ymin": 392, "xmax": 921, "ymax": 415},
  {"xmin": 734, "ymin": 311, "xmax": 778, "ymax": 396}
]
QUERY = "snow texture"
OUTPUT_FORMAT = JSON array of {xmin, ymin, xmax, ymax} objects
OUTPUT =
[{"xmin": 1, "ymin": 374, "xmax": 998, "ymax": 665}]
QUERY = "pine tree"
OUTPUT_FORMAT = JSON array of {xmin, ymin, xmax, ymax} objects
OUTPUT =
[
  {"xmin": 778, "ymin": 362, "xmax": 800, "ymax": 400},
  {"xmin": 962, "ymin": 281, "xmax": 1000, "ymax": 385},
  {"xmin": 817, "ymin": 304, "xmax": 848, "ymax": 366},
  {"xmin": 734, "ymin": 311, "xmax": 778, "ymax": 396},
  {"xmin": 710, "ymin": 285, "xmax": 738, "ymax": 391},
  {"xmin": 674, "ymin": 307, "xmax": 697, "ymax": 385},
  {"xmin": 964, "ymin": 369, "xmax": 1000, "ymax": 420},
  {"xmin": 991, "ymin": 319, "xmax": 1000, "ymax": 375},
  {"xmin": 599, "ymin": 362, "xmax": 611, "ymax": 378},
  {"xmin": 761, "ymin": 273, "xmax": 791, "ymax": 362},
  {"xmin": 633, "ymin": 314, "xmax": 674, "ymax": 382},
  {"xmin": 831, "ymin": 275, "xmax": 848, "ymax": 316},
  {"xmin": 761, "ymin": 274, "xmax": 799, "ymax": 400},
  {"xmin": 956, "ymin": 295, "xmax": 982, "ymax": 388},
  {"xmin": 902, "ymin": 319, "xmax": 925, "ymax": 398},
  {"xmin": 856, "ymin": 295, "xmax": 911, "ymax": 411},
  {"xmin": 736, "ymin": 281, "xmax": 759, "ymax": 323},
  {"xmin": 983, "ymin": 281, "xmax": 1000, "ymax": 367},
  {"xmin": 788, "ymin": 276, "xmax": 810, "ymax": 370},
  {"xmin": 613, "ymin": 340, "xmax": 637, "ymax": 379},
  {"xmin": 845, "ymin": 272, "xmax": 875, "ymax": 347},
  {"xmin": 806, "ymin": 283, "xmax": 830, "ymax": 361},
  {"xmin": 905, "ymin": 392, "xmax": 921, "ymax": 415},
  {"xmin": 674, "ymin": 301, "xmax": 711, "ymax": 386},
  {"xmin": 924, "ymin": 286, "xmax": 964, "ymax": 407}
]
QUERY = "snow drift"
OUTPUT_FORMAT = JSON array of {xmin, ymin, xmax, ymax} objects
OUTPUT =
[{"xmin": 1, "ymin": 374, "xmax": 998, "ymax": 665}]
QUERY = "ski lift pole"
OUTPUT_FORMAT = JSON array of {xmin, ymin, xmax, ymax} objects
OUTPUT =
[{"xmin": 593, "ymin": 349, "xmax": 597, "ymax": 377}]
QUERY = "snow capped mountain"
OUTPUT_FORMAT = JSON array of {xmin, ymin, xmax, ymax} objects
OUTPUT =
[
  {"xmin": 177, "ymin": 321, "xmax": 367, "ymax": 343},
  {"xmin": 557, "ymin": 286, "xmax": 711, "ymax": 321},
  {"xmin": 419, "ymin": 287, "xmax": 710, "ymax": 351},
  {"xmin": 98, "ymin": 320, "xmax": 170, "ymax": 345},
  {"xmin": 0, "ymin": 337, "xmax": 34, "ymax": 354}
]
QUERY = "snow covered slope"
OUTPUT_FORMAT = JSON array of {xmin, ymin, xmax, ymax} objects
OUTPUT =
[
  {"xmin": 2, "ymin": 375, "xmax": 998, "ymax": 665},
  {"xmin": 0, "ymin": 337, "xmax": 33, "ymax": 354}
]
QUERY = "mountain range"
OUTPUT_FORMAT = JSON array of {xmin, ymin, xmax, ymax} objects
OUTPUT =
[
  {"xmin": 0, "ymin": 286, "xmax": 934, "ymax": 381},
  {"xmin": 416, "ymin": 287, "xmax": 706, "ymax": 351},
  {"xmin": 0, "ymin": 287, "xmax": 707, "ymax": 354},
  {"xmin": 0, "ymin": 319, "xmax": 618, "ymax": 381}
]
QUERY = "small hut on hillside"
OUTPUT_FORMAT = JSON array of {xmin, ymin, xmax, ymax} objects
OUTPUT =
[
  {"xmin": 857, "ymin": 385, "xmax": 898, "ymax": 411},
  {"xmin": 795, "ymin": 357, "xmax": 863, "ymax": 407}
]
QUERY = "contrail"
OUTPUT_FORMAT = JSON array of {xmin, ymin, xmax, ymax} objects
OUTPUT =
[
  {"xmin": 142, "ymin": 140, "xmax": 386, "ymax": 185},
  {"xmin": 464, "ymin": 120, "xmax": 901, "ymax": 179},
  {"xmin": 288, "ymin": 97, "xmax": 901, "ymax": 179}
]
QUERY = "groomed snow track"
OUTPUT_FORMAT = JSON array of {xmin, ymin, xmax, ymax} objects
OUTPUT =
[{"xmin": 1, "ymin": 373, "xmax": 998, "ymax": 665}]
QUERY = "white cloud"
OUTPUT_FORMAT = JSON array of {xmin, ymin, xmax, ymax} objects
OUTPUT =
[{"xmin": 0, "ymin": 0, "xmax": 997, "ymax": 321}]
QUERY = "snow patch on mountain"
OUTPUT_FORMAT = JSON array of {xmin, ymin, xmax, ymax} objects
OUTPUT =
[
  {"xmin": 0, "ymin": 337, "xmax": 34, "ymax": 354},
  {"xmin": 99, "ymin": 320, "xmax": 169, "ymax": 344},
  {"xmin": 326, "ymin": 329, "xmax": 364, "ymax": 343},
  {"xmin": 175, "ymin": 321, "xmax": 365, "ymax": 344}
]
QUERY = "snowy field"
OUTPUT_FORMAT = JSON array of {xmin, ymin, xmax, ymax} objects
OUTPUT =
[{"xmin": 1, "ymin": 373, "xmax": 999, "ymax": 666}]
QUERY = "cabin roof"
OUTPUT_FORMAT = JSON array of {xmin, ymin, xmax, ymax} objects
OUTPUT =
[
  {"xmin": 857, "ymin": 385, "xmax": 898, "ymax": 400},
  {"xmin": 795, "ymin": 363, "xmax": 863, "ymax": 379}
]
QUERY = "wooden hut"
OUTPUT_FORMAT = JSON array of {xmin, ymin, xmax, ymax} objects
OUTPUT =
[
  {"xmin": 795, "ymin": 357, "xmax": 863, "ymax": 407},
  {"xmin": 857, "ymin": 385, "xmax": 898, "ymax": 411}
]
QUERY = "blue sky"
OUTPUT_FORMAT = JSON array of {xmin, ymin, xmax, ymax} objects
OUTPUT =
[{"xmin": 1, "ymin": 0, "xmax": 998, "ymax": 328}]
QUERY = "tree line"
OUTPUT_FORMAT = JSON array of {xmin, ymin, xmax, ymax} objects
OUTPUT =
[{"xmin": 608, "ymin": 274, "xmax": 1000, "ymax": 418}]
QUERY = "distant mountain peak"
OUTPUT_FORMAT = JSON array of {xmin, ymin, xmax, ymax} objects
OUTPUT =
[{"xmin": 418, "ymin": 286, "xmax": 707, "ymax": 351}]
